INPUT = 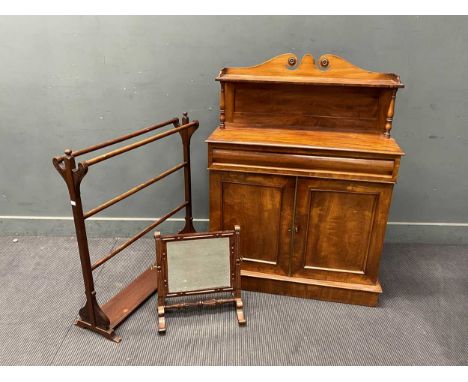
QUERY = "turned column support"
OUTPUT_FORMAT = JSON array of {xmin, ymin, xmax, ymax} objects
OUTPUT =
[
  {"xmin": 219, "ymin": 82, "xmax": 226, "ymax": 129},
  {"xmin": 384, "ymin": 89, "xmax": 397, "ymax": 138}
]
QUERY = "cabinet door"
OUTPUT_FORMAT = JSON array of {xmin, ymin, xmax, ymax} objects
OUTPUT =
[
  {"xmin": 209, "ymin": 171, "xmax": 295, "ymax": 275},
  {"xmin": 291, "ymin": 178, "xmax": 393, "ymax": 284}
]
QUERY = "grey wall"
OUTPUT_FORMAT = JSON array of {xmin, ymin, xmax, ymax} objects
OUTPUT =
[{"xmin": 1, "ymin": 16, "xmax": 467, "ymax": 242}]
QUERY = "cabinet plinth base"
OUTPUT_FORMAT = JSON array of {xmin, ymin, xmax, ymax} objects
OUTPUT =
[{"xmin": 241, "ymin": 270, "xmax": 382, "ymax": 307}]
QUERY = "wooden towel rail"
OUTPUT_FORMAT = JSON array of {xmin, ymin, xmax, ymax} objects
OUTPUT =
[{"xmin": 52, "ymin": 113, "xmax": 198, "ymax": 342}]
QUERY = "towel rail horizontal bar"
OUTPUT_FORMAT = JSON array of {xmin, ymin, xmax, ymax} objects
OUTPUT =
[
  {"xmin": 83, "ymin": 161, "xmax": 187, "ymax": 219},
  {"xmin": 91, "ymin": 201, "xmax": 188, "ymax": 271},
  {"xmin": 83, "ymin": 121, "xmax": 198, "ymax": 167},
  {"xmin": 56, "ymin": 117, "xmax": 179, "ymax": 162}
]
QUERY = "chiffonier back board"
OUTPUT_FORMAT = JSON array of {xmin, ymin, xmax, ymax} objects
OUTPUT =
[{"xmin": 207, "ymin": 53, "xmax": 404, "ymax": 306}]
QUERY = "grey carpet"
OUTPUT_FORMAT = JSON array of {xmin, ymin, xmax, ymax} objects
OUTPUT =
[{"xmin": 0, "ymin": 236, "xmax": 466, "ymax": 365}]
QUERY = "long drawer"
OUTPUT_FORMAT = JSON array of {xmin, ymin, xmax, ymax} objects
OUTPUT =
[{"xmin": 209, "ymin": 148, "xmax": 398, "ymax": 182}]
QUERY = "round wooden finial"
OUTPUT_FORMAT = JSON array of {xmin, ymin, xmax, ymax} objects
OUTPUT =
[
  {"xmin": 183, "ymin": 112, "xmax": 188, "ymax": 117},
  {"xmin": 320, "ymin": 58, "xmax": 329, "ymax": 68},
  {"xmin": 64, "ymin": 149, "xmax": 72, "ymax": 156}
]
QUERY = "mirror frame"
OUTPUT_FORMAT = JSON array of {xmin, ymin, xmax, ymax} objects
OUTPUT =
[{"xmin": 154, "ymin": 225, "xmax": 246, "ymax": 333}]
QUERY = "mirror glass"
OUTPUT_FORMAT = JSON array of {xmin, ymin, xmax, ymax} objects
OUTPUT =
[{"xmin": 166, "ymin": 237, "xmax": 231, "ymax": 293}]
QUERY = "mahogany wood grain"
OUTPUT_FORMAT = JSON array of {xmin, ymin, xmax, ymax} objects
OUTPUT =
[
  {"xmin": 232, "ymin": 83, "xmax": 381, "ymax": 131},
  {"xmin": 84, "ymin": 121, "xmax": 198, "ymax": 167},
  {"xmin": 208, "ymin": 53, "xmax": 404, "ymax": 306},
  {"xmin": 211, "ymin": 148, "xmax": 396, "ymax": 182},
  {"xmin": 53, "ymin": 113, "xmax": 198, "ymax": 341},
  {"xmin": 154, "ymin": 227, "xmax": 246, "ymax": 333},
  {"xmin": 217, "ymin": 53, "xmax": 404, "ymax": 89},
  {"xmin": 209, "ymin": 172, "xmax": 295, "ymax": 275},
  {"xmin": 84, "ymin": 161, "xmax": 187, "ymax": 219},
  {"xmin": 217, "ymin": 53, "xmax": 403, "ymax": 137},
  {"xmin": 219, "ymin": 74, "xmax": 403, "ymax": 88},
  {"xmin": 241, "ymin": 270, "xmax": 381, "ymax": 307},
  {"xmin": 291, "ymin": 178, "xmax": 393, "ymax": 285},
  {"xmin": 56, "ymin": 117, "xmax": 179, "ymax": 162},
  {"xmin": 101, "ymin": 267, "xmax": 157, "ymax": 328},
  {"xmin": 207, "ymin": 127, "xmax": 404, "ymax": 156}
]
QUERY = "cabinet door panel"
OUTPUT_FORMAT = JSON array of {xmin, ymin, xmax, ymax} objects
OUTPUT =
[
  {"xmin": 292, "ymin": 178, "xmax": 392, "ymax": 284},
  {"xmin": 210, "ymin": 172, "xmax": 295, "ymax": 275}
]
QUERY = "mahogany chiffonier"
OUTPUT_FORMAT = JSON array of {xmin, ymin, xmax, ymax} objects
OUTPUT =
[{"xmin": 206, "ymin": 53, "xmax": 404, "ymax": 306}]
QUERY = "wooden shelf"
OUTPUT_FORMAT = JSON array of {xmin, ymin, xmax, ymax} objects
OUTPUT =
[
  {"xmin": 207, "ymin": 126, "xmax": 405, "ymax": 156},
  {"xmin": 102, "ymin": 267, "xmax": 157, "ymax": 328},
  {"xmin": 217, "ymin": 74, "xmax": 403, "ymax": 88}
]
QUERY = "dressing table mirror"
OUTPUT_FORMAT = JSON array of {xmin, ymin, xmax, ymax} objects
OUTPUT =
[{"xmin": 154, "ymin": 226, "xmax": 246, "ymax": 333}]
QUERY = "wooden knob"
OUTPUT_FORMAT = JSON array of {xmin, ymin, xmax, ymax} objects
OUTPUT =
[
  {"xmin": 64, "ymin": 149, "xmax": 72, "ymax": 156},
  {"xmin": 320, "ymin": 58, "xmax": 329, "ymax": 68}
]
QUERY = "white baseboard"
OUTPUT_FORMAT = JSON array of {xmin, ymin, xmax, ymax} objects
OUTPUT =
[
  {"xmin": 2, "ymin": 215, "xmax": 466, "ymax": 225},
  {"xmin": 1, "ymin": 216, "xmax": 467, "ymax": 244},
  {"xmin": 0, "ymin": 215, "xmax": 210, "ymax": 222}
]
